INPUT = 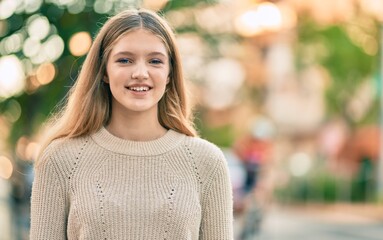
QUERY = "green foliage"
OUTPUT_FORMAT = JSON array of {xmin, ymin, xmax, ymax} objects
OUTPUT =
[
  {"xmin": 295, "ymin": 19, "xmax": 379, "ymax": 122},
  {"xmin": 164, "ymin": 0, "xmax": 218, "ymax": 10},
  {"xmin": 275, "ymin": 161, "xmax": 378, "ymax": 203},
  {"xmin": 196, "ymin": 121, "xmax": 235, "ymax": 148},
  {"xmin": 275, "ymin": 171, "xmax": 339, "ymax": 203},
  {"xmin": 1, "ymin": 3, "xmax": 107, "ymax": 147},
  {"xmin": 350, "ymin": 158, "xmax": 376, "ymax": 202}
]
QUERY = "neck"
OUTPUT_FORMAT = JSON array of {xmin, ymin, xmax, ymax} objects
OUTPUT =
[{"xmin": 106, "ymin": 108, "xmax": 167, "ymax": 141}]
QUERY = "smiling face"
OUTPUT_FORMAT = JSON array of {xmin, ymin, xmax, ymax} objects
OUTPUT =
[{"xmin": 105, "ymin": 28, "xmax": 170, "ymax": 118}]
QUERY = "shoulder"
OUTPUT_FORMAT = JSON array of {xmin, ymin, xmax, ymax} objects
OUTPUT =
[
  {"xmin": 182, "ymin": 135, "xmax": 227, "ymax": 175},
  {"xmin": 183, "ymin": 135, "xmax": 224, "ymax": 159},
  {"xmin": 36, "ymin": 135, "xmax": 90, "ymax": 169}
]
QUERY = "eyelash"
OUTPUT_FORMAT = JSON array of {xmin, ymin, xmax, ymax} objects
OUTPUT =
[
  {"xmin": 116, "ymin": 58, "xmax": 163, "ymax": 65},
  {"xmin": 150, "ymin": 59, "xmax": 163, "ymax": 64},
  {"xmin": 116, "ymin": 58, "xmax": 131, "ymax": 64}
]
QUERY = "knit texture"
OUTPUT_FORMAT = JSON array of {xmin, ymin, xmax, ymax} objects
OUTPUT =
[{"xmin": 30, "ymin": 127, "xmax": 233, "ymax": 239}]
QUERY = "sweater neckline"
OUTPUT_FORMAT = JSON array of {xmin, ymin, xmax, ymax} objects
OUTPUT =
[{"xmin": 91, "ymin": 126, "xmax": 185, "ymax": 156}]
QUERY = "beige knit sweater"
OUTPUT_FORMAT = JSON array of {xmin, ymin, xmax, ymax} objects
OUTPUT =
[{"xmin": 30, "ymin": 127, "xmax": 233, "ymax": 239}]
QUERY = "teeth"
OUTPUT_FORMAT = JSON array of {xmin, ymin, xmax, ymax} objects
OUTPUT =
[{"xmin": 129, "ymin": 86, "xmax": 150, "ymax": 92}]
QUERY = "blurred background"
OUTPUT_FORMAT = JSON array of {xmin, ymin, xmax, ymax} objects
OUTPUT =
[{"xmin": 1, "ymin": 0, "xmax": 383, "ymax": 239}]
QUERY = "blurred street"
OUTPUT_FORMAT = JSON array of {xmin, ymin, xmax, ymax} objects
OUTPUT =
[{"xmin": 235, "ymin": 204, "xmax": 383, "ymax": 240}]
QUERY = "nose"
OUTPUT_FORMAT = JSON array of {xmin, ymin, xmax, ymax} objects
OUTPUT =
[{"xmin": 131, "ymin": 62, "xmax": 149, "ymax": 80}]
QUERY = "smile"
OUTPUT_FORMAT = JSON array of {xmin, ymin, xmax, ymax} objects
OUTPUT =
[{"xmin": 126, "ymin": 86, "xmax": 151, "ymax": 92}]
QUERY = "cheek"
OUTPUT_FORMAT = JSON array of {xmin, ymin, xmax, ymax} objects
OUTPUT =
[
  {"xmin": 107, "ymin": 68, "xmax": 128, "ymax": 85},
  {"xmin": 158, "ymin": 75, "xmax": 169, "ymax": 88},
  {"xmin": 158, "ymin": 69, "xmax": 170, "ymax": 83},
  {"xmin": 105, "ymin": 64, "xmax": 114, "ymax": 83}
]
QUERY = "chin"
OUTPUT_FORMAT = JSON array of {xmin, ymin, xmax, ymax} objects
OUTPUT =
[{"xmin": 125, "ymin": 104, "xmax": 157, "ymax": 113}]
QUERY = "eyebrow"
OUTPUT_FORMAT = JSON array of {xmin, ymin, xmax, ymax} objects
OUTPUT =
[{"xmin": 113, "ymin": 51, "xmax": 167, "ymax": 58}]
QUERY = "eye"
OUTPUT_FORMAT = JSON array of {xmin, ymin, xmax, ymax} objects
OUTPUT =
[
  {"xmin": 116, "ymin": 58, "xmax": 131, "ymax": 64},
  {"xmin": 149, "ymin": 59, "xmax": 163, "ymax": 65}
]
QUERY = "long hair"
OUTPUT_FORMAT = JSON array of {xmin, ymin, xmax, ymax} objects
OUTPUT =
[{"xmin": 39, "ymin": 9, "xmax": 197, "ymax": 156}]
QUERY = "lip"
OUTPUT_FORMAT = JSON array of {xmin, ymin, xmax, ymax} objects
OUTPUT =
[
  {"xmin": 126, "ymin": 83, "xmax": 153, "ymax": 88},
  {"xmin": 125, "ymin": 85, "xmax": 152, "ymax": 96}
]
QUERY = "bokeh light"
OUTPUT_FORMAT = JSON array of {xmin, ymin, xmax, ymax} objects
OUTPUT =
[
  {"xmin": 278, "ymin": 2, "xmax": 297, "ymax": 30},
  {"xmin": 3, "ymin": 99, "xmax": 22, "ymax": 123},
  {"xmin": 22, "ymin": 37, "xmax": 41, "ymax": 58},
  {"xmin": 235, "ymin": 2, "xmax": 283, "ymax": 37},
  {"xmin": 256, "ymin": 2, "xmax": 283, "ymax": 31},
  {"xmin": 359, "ymin": 0, "xmax": 383, "ymax": 22},
  {"xmin": 0, "ymin": 117, "xmax": 11, "ymax": 140},
  {"xmin": 166, "ymin": 9, "xmax": 191, "ymax": 29},
  {"xmin": 0, "ymin": 55, "xmax": 25, "ymax": 99},
  {"xmin": 25, "ymin": 142, "xmax": 40, "ymax": 161},
  {"xmin": 27, "ymin": 15, "xmax": 50, "ymax": 41},
  {"xmin": 235, "ymin": 9, "xmax": 262, "ymax": 37},
  {"xmin": 16, "ymin": 136, "xmax": 29, "ymax": 160},
  {"xmin": 67, "ymin": 0, "xmax": 86, "ymax": 14},
  {"xmin": 36, "ymin": 62, "xmax": 56, "ymax": 85},
  {"xmin": 0, "ymin": 0, "xmax": 20, "ymax": 20},
  {"xmin": 289, "ymin": 152, "xmax": 313, "ymax": 177},
  {"xmin": 44, "ymin": 34, "xmax": 65, "ymax": 61},
  {"xmin": 0, "ymin": 32, "xmax": 25, "ymax": 55},
  {"xmin": 203, "ymin": 58, "xmax": 245, "ymax": 110},
  {"xmin": 94, "ymin": 0, "xmax": 113, "ymax": 14},
  {"xmin": 0, "ymin": 156, "xmax": 13, "ymax": 179},
  {"xmin": 33, "ymin": 34, "xmax": 64, "ymax": 64},
  {"xmin": 24, "ymin": 0, "xmax": 43, "ymax": 14},
  {"xmin": 177, "ymin": 33, "xmax": 208, "ymax": 81},
  {"xmin": 143, "ymin": 0, "xmax": 169, "ymax": 11},
  {"xmin": 195, "ymin": 5, "xmax": 233, "ymax": 34},
  {"xmin": 69, "ymin": 31, "xmax": 92, "ymax": 56},
  {"xmin": 49, "ymin": 0, "xmax": 76, "ymax": 6}
]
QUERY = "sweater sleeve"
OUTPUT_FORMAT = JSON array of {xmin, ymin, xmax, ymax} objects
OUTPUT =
[
  {"xmin": 199, "ymin": 152, "xmax": 234, "ymax": 239},
  {"xmin": 30, "ymin": 155, "xmax": 68, "ymax": 239}
]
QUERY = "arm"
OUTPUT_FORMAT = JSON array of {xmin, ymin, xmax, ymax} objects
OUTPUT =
[
  {"xmin": 30, "ymin": 156, "xmax": 68, "ymax": 239},
  {"xmin": 199, "ymin": 153, "xmax": 234, "ymax": 239}
]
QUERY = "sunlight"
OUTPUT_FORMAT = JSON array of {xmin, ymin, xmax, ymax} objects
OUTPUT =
[{"xmin": 0, "ymin": 55, "xmax": 25, "ymax": 99}]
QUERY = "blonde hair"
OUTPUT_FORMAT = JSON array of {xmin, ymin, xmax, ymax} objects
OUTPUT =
[{"xmin": 39, "ymin": 9, "xmax": 197, "ymax": 156}]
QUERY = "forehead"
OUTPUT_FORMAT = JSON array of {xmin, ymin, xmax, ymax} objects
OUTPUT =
[{"xmin": 110, "ymin": 29, "xmax": 168, "ymax": 55}]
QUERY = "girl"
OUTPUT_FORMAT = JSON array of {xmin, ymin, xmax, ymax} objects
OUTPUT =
[{"xmin": 30, "ymin": 8, "xmax": 233, "ymax": 239}]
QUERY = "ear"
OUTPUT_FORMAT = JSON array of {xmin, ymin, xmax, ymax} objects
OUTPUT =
[
  {"xmin": 103, "ymin": 75, "xmax": 109, "ymax": 83},
  {"xmin": 166, "ymin": 76, "xmax": 170, "ymax": 84}
]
